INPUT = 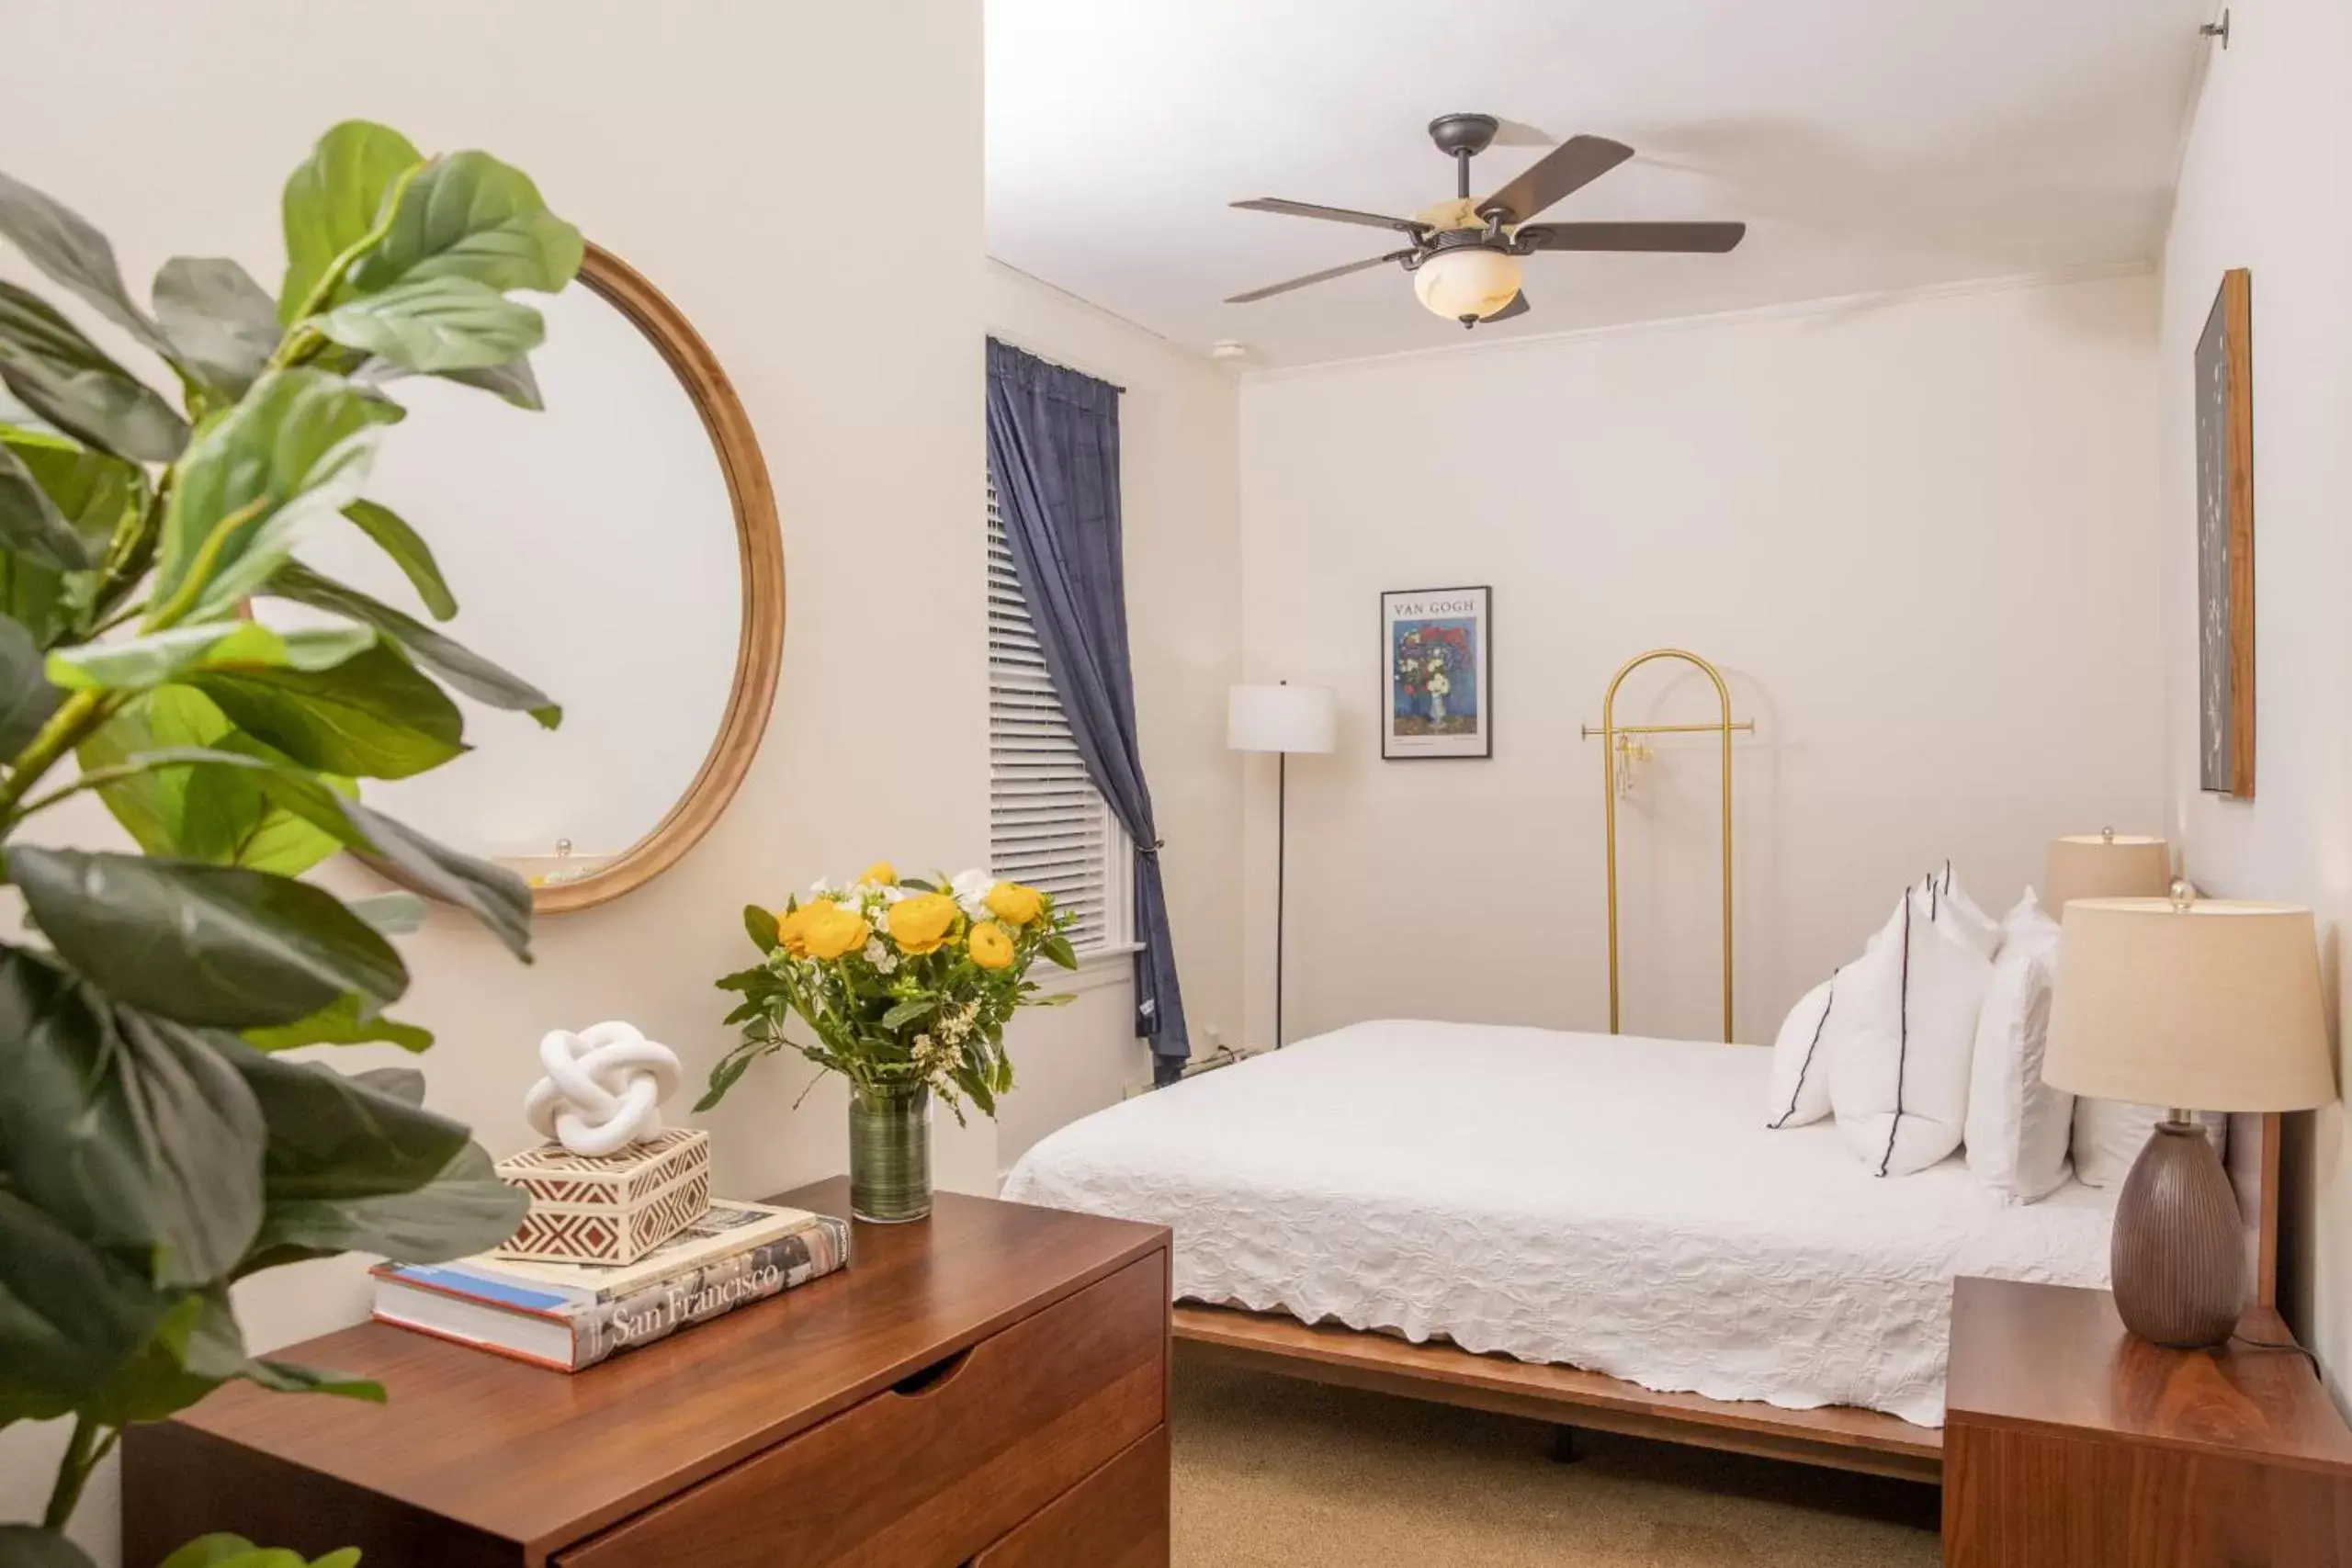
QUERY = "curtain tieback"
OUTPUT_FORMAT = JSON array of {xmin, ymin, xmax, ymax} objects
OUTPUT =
[{"xmin": 1137, "ymin": 838, "xmax": 1166, "ymax": 859}]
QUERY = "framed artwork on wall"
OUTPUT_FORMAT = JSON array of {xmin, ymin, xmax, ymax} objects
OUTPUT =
[
  {"xmin": 1381, "ymin": 585, "xmax": 1492, "ymax": 760},
  {"xmin": 2194, "ymin": 267, "xmax": 2256, "ymax": 798}
]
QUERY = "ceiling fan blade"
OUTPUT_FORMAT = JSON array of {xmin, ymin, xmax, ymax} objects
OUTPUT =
[
  {"xmin": 1484, "ymin": 290, "xmax": 1531, "ymax": 322},
  {"xmin": 1515, "ymin": 220, "xmax": 1747, "ymax": 254},
  {"xmin": 1225, "ymin": 250, "xmax": 1415, "ymax": 304},
  {"xmin": 1232, "ymin": 197, "xmax": 1429, "ymax": 237},
  {"xmin": 1476, "ymin": 135, "xmax": 1634, "ymax": 222}
]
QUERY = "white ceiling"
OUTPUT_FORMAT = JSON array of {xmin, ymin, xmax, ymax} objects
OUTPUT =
[{"xmin": 986, "ymin": 0, "xmax": 2214, "ymax": 367}]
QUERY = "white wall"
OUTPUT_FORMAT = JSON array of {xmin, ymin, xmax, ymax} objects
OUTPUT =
[
  {"xmin": 1238, "ymin": 274, "xmax": 2165, "ymax": 1050},
  {"xmin": 0, "ymin": 0, "xmax": 983, "ymax": 1556},
  {"xmin": 984, "ymin": 262, "xmax": 1244, "ymax": 1165},
  {"xmin": 2158, "ymin": 0, "xmax": 2352, "ymax": 1409}
]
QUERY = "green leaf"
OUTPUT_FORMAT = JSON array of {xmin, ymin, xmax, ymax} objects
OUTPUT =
[
  {"xmin": 309, "ymin": 276, "xmax": 543, "ymax": 374},
  {"xmin": 153, "ymin": 367, "xmax": 402, "ymax": 620},
  {"xmin": 153, "ymin": 256, "xmax": 283, "ymax": 399},
  {"xmin": 342, "ymin": 498, "xmax": 455, "ymax": 618},
  {"xmin": 0, "ymin": 611, "xmax": 62, "ymax": 754},
  {"xmin": 881, "ymin": 998, "xmax": 937, "ymax": 1030},
  {"xmin": 7, "ymin": 846, "xmax": 408, "ymax": 1029},
  {"xmin": 232, "ymin": 1049, "xmax": 525, "ymax": 1269},
  {"xmin": 244, "ymin": 993, "xmax": 433, "ymax": 1054},
  {"xmin": 0, "ymin": 432, "xmax": 96, "ymax": 570},
  {"xmin": 439, "ymin": 355, "xmax": 543, "ymax": 411},
  {"xmin": 192, "ymin": 639, "xmax": 464, "ymax": 779},
  {"xmin": 278, "ymin": 121, "xmax": 424, "ymax": 324},
  {"xmin": 0, "ymin": 948, "xmax": 266, "ymax": 1286},
  {"xmin": 330, "ymin": 794, "xmax": 532, "ymax": 959},
  {"xmin": 0, "ymin": 1527, "xmax": 102, "ymax": 1567},
  {"xmin": 0, "ymin": 427, "xmax": 148, "ymax": 643},
  {"xmin": 1042, "ymin": 933, "xmax": 1079, "ymax": 970},
  {"xmin": 269, "ymin": 562, "xmax": 557, "ymax": 726},
  {"xmin": 47, "ymin": 620, "xmax": 377, "ymax": 694},
  {"xmin": 744, "ymin": 903, "xmax": 781, "ymax": 953},
  {"xmin": 0, "ymin": 1189, "xmax": 172, "ymax": 1424},
  {"xmin": 345, "ymin": 151, "xmax": 582, "ymax": 299},
  {"xmin": 0, "ymin": 280, "xmax": 187, "ymax": 463},
  {"xmin": 0, "ymin": 166, "xmax": 173, "ymax": 357},
  {"xmin": 77, "ymin": 688, "xmax": 263, "ymax": 860}
]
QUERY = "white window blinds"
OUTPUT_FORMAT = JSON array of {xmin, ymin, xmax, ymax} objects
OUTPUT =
[{"xmin": 987, "ymin": 479, "xmax": 1130, "ymax": 954}]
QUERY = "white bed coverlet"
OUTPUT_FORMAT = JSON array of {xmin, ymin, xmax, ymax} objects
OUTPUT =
[{"xmin": 1001, "ymin": 1020, "xmax": 2116, "ymax": 1427}]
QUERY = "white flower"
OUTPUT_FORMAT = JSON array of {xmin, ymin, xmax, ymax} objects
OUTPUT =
[
  {"xmin": 950, "ymin": 867, "xmax": 993, "ymax": 919},
  {"xmin": 877, "ymin": 884, "xmax": 910, "ymax": 904},
  {"xmin": 809, "ymin": 876, "xmax": 836, "ymax": 897}
]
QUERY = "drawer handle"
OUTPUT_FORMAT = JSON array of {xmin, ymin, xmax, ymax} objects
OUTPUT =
[{"xmin": 890, "ymin": 1346, "xmax": 974, "ymax": 1398}]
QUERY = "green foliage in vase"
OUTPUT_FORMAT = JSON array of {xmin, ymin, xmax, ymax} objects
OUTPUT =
[{"xmin": 0, "ymin": 123, "xmax": 576, "ymax": 1564}]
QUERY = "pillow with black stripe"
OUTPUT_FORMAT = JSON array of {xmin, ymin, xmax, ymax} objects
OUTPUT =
[
  {"xmin": 1765, "ymin": 976, "xmax": 1838, "ymax": 1127},
  {"xmin": 1824, "ymin": 882, "xmax": 1996, "ymax": 1175}
]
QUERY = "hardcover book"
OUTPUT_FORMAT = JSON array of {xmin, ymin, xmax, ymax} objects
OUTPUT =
[{"xmin": 373, "ymin": 1199, "xmax": 851, "ymax": 1371}]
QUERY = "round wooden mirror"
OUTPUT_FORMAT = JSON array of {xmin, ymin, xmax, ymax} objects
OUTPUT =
[{"xmin": 307, "ymin": 243, "xmax": 783, "ymax": 912}]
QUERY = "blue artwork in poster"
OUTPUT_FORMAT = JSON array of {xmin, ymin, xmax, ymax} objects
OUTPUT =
[{"xmin": 1391, "ymin": 617, "xmax": 1480, "ymax": 734}]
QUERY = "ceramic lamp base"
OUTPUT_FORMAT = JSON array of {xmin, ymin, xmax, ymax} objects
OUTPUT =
[{"xmin": 2109, "ymin": 1119, "xmax": 2245, "ymax": 1348}]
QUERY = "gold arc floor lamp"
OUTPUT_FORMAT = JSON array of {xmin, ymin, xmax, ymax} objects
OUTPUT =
[
  {"xmin": 1581, "ymin": 649, "xmax": 1752, "ymax": 1043},
  {"xmin": 1229, "ymin": 682, "xmax": 1338, "ymax": 1048}
]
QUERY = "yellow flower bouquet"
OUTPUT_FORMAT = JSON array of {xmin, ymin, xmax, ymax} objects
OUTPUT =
[{"xmin": 699, "ymin": 864, "xmax": 1078, "ymax": 1220}]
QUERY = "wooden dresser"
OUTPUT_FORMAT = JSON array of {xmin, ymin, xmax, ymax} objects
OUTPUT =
[
  {"xmin": 123, "ymin": 1179, "xmax": 1172, "ymax": 1567},
  {"xmin": 1944, "ymin": 1277, "xmax": 2352, "ymax": 1566}
]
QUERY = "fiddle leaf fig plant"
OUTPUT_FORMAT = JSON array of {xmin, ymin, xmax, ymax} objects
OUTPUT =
[{"xmin": 0, "ymin": 123, "xmax": 576, "ymax": 1565}]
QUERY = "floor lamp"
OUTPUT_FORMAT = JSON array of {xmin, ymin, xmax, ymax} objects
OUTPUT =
[{"xmin": 1228, "ymin": 683, "xmax": 1337, "ymax": 1048}]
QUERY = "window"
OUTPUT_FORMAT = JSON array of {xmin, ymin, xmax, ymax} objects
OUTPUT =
[{"xmin": 987, "ymin": 479, "xmax": 1132, "ymax": 955}]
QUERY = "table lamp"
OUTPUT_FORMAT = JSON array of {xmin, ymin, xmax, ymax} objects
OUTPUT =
[
  {"xmin": 2042, "ymin": 889, "xmax": 2336, "ymax": 1347},
  {"xmin": 2044, "ymin": 829, "xmax": 2171, "ymax": 914},
  {"xmin": 1228, "ymin": 682, "xmax": 1337, "ymax": 1047}
]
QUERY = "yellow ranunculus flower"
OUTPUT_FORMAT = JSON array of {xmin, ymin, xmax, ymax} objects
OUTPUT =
[
  {"xmin": 968, "ymin": 920, "xmax": 1015, "ymax": 970},
  {"xmin": 985, "ymin": 880, "xmax": 1046, "ymax": 927},
  {"xmin": 887, "ymin": 892, "xmax": 959, "ymax": 955},
  {"xmin": 800, "ymin": 901, "xmax": 872, "ymax": 961},
  {"xmin": 861, "ymin": 861, "xmax": 897, "ymax": 886},
  {"xmin": 775, "ymin": 901, "xmax": 821, "ymax": 957}
]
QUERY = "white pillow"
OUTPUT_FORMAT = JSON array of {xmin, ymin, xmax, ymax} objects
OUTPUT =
[
  {"xmin": 2073, "ymin": 1101, "xmax": 2228, "ymax": 1188},
  {"xmin": 1826, "ymin": 885, "xmax": 1995, "ymax": 1175},
  {"xmin": 1765, "ymin": 976, "xmax": 1838, "ymax": 1128},
  {"xmin": 1925, "ymin": 862, "xmax": 2001, "ymax": 959},
  {"xmin": 1964, "ymin": 892, "xmax": 2073, "ymax": 1202}
]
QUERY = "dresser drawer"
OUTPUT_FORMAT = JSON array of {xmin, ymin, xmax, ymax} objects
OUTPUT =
[
  {"xmin": 971, "ymin": 1427, "xmax": 1169, "ymax": 1568},
  {"xmin": 559, "ymin": 1252, "xmax": 1167, "ymax": 1567}
]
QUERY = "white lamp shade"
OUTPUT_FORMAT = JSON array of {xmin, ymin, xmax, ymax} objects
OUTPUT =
[
  {"xmin": 1227, "ymin": 683, "xmax": 1337, "ymax": 754},
  {"xmin": 2043, "ymin": 898, "xmax": 2336, "ymax": 1111},
  {"xmin": 1411, "ymin": 248, "xmax": 1522, "ymax": 321}
]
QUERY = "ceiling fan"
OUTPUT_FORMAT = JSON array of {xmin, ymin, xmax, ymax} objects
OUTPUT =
[{"xmin": 1226, "ymin": 113, "xmax": 1747, "ymax": 328}]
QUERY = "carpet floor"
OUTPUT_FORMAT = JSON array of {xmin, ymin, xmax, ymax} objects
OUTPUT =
[{"xmin": 1170, "ymin": 1352, "xmax": 1941, "ymax": 1567}]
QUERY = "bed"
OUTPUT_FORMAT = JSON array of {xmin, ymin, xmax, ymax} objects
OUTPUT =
[{"xmin": 1001, "ymin": 1018, "xmax": 2280, "ymax": 1482}]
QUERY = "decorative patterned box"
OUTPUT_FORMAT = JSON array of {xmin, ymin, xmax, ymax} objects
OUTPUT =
[{"xmin": 492, "ymin": 1127, "xmax": 712, "ymax": 1266}]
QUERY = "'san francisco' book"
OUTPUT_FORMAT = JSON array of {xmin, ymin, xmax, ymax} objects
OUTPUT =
[{"xmin": 370, "ymin": 1198, "xmax": 851, "ymax": 1371}]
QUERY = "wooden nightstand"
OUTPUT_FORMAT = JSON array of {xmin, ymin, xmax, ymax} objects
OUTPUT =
[
  {"xmin": 125, "ymin": 1180, "xmax": 1171, "ymax": 1568},
  {"xmin": 1943, "ymin": 1276, "xmax": 2352, "ymax": 1566}
]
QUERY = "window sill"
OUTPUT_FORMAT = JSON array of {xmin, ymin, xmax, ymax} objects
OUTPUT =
[{"xmin": 1057, "ymin": 942, "xmax": 1139, "ymax": 994}]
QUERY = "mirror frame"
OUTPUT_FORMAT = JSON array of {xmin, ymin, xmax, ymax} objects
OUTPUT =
[{"xmin": 436, "ymin": 241, "xmax": 785, "ymax": 914}]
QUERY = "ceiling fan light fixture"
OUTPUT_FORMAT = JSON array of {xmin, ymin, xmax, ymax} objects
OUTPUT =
[{"xmin": 1412, "ymin": 246, "xmax": 1522, "ymax": 323}]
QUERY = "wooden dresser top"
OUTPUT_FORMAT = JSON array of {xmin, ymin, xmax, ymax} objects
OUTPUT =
[
  {"xmin": 168, "ymin": 1180, "xmax": 1168, "ymax": 1554},
  {"xmin": 1946, "ymin": 1278, "xmax": 2352, "ymax": 1474}
]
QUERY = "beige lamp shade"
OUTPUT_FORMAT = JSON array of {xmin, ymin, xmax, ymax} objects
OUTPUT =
[
  {"xmin": 1227, "ymin": 683, "xmax": 1337, "ymax": 754},
  {"xmin": 2043, "ymin": 898, "xmax": 2335, "ymax": 1111},
  {"xmin": 2045, "ymin": 832, "xmax": 2171, "ymax": 913}
]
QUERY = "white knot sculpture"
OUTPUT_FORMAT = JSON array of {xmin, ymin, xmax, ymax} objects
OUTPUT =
[{"xmin": 523, "ymin": 1021, "xmax": 682, "ymax": 1157}]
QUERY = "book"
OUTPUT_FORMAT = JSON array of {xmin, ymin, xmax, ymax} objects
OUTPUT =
[{"xmin": 371, "ymin": 1199, "xmax": 851, "ymax": 1371}]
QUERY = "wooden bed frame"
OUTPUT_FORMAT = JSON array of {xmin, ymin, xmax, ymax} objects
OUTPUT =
[{"xmin": 1172, "ymin": 1111, "xmax": 2281, "ymax": 1486}]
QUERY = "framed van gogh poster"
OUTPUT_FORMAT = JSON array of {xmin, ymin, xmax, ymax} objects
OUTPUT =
[
  {"xmin": 2195, "ymin": 267, "xmax": 2255, "ymax": 797},
  {"xmin": 1382, "ymin": 586, "xmax": 1492, "ymax": 760}
]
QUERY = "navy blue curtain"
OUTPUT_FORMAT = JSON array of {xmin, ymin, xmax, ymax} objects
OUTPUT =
[{"xmin": 985, "ymin": 339, "xmax": 1190, "ymax": 1086}]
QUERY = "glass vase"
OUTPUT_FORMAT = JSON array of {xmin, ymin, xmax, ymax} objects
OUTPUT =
[{"xmin": 848, "ymin": 1081, "xmax": 933, "ymax": 1223}]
